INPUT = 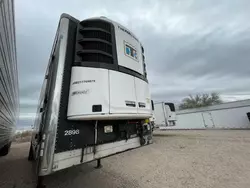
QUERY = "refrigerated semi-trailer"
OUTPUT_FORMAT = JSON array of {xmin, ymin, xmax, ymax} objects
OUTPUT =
[{"xmin": 28, "ymin": 14, "xmax": 153, "ymax": 187}]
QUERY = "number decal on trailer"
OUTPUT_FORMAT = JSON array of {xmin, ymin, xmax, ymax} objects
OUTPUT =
[{"xmin": 64, "ymin": 129, "xmax": 80, "ymax": 136}]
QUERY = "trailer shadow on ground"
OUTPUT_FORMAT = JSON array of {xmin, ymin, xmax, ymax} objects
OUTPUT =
[
  {"xmin": 153, "ymin": 133, "xmax": 181, "ymax": 137},
  {"xmin": 44, "ymin": 160, "xmax": 139, "ymax": 188},
  {"xmin": 153, "ymin": 131, "xmax": 198, "ymax": 138},
  {"xmin": 0, "ymin": 142, "xmax": 138, "ymax": 188}
]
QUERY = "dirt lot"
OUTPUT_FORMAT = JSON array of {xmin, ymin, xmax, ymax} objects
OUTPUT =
[{"xmin": 1, "ymin": 130, "xmax": 250, "ymax": 188}]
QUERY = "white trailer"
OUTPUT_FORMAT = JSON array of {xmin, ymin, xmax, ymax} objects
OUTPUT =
[
  {"xmin": 28, "ymin": 14, "xmax": 153, "ymax": 187},
  {"xmin": 171, "ymin": 99, "xmax": 250, "ymax": 130},
  {"xmin": 154, "ymin": 102, "xmax": 176, "ymax": 129}
]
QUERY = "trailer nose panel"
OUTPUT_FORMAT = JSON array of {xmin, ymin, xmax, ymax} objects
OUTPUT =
[
  {"xmin": 67, "ymin": 67, "xmax": 109, "ymax": 117},
  {"xmin": 109, "ymin": 70, "xmax": 137, "ymax": 114},
  {"xmin": 134, "ymin": 77, "xmax": 151, "ymax": 114}
]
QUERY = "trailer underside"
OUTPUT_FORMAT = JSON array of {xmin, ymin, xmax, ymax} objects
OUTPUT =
[{"xmin": 51, "ymin": 137, "xmax": 148, "ymax": 173}]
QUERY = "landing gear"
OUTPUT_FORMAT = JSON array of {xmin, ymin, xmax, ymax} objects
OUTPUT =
[
  {"xmin": 95, "ymin": 159, "xmax": 102, "ymax": 169},
  {"xmin": 36, "ymin": 176, "xmax": 46, "ymax": 188}
]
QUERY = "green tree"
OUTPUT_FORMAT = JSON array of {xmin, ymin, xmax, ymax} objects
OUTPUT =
[{"xmin": 179, "ymin": 92, "xmax": 222, "ymax": 110}]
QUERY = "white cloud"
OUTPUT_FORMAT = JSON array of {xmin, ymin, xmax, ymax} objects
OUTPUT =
[{"xmin": 16, "ymin": 0, "xmax": 250, "ymax": 120}]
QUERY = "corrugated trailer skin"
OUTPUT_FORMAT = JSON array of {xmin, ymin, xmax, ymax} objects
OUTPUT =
[
  {"xmin": 167, "ymin": 99, "xmax": 250, "ymax": 129},
  {"xmin": 0, "ymin": 0, "xmax": 19, "ymax": 156}
]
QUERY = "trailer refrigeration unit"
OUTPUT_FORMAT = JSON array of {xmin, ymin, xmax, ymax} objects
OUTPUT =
[
  {"xmin": 28, "ymin": 14, "xmax": 153, "ymax": 187},
  {"xmin": 154, "ymin": 102, "xmax": 176, "ymax": 129}
]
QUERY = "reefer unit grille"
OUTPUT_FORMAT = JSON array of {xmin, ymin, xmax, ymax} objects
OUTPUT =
[{"xmin": 75, "ymin": 20, "xmax": 114, "ymax": 64}]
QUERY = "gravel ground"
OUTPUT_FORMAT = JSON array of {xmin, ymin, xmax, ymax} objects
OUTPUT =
[{"xmin": 0, "ymin": 130, "xmax": 250, "ymax": 188}]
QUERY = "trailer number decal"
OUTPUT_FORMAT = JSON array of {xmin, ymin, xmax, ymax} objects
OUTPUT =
[{"xmin": 64, "ymin": 129, "xmax": 80, "ymax": 136}]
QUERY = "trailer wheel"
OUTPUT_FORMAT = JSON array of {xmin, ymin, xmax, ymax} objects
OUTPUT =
[
  {"xmin": 28, "ymin": 143, "xmax": 34, "ymax": 161},
  {"xmin": 0, "ymin": 142, "xmax": 11, "ymax": 156}
]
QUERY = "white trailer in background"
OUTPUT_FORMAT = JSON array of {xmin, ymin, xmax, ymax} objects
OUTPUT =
[
  {"xmin": 154, "ymin": 102, "xmax": 176, "ymax": 129},
  {"xmin": 170, "ymin": 99, "xmax": 250, "ymax": 130}
]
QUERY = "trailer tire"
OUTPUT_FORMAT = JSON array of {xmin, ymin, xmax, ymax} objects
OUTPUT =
[
  {"xmin": 0, "ymin": 142, "xmax": 11, "ymax": 156},
  {"xmin": 28, "ymin": 143, "xmax": 34, "ymax": 161}
]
